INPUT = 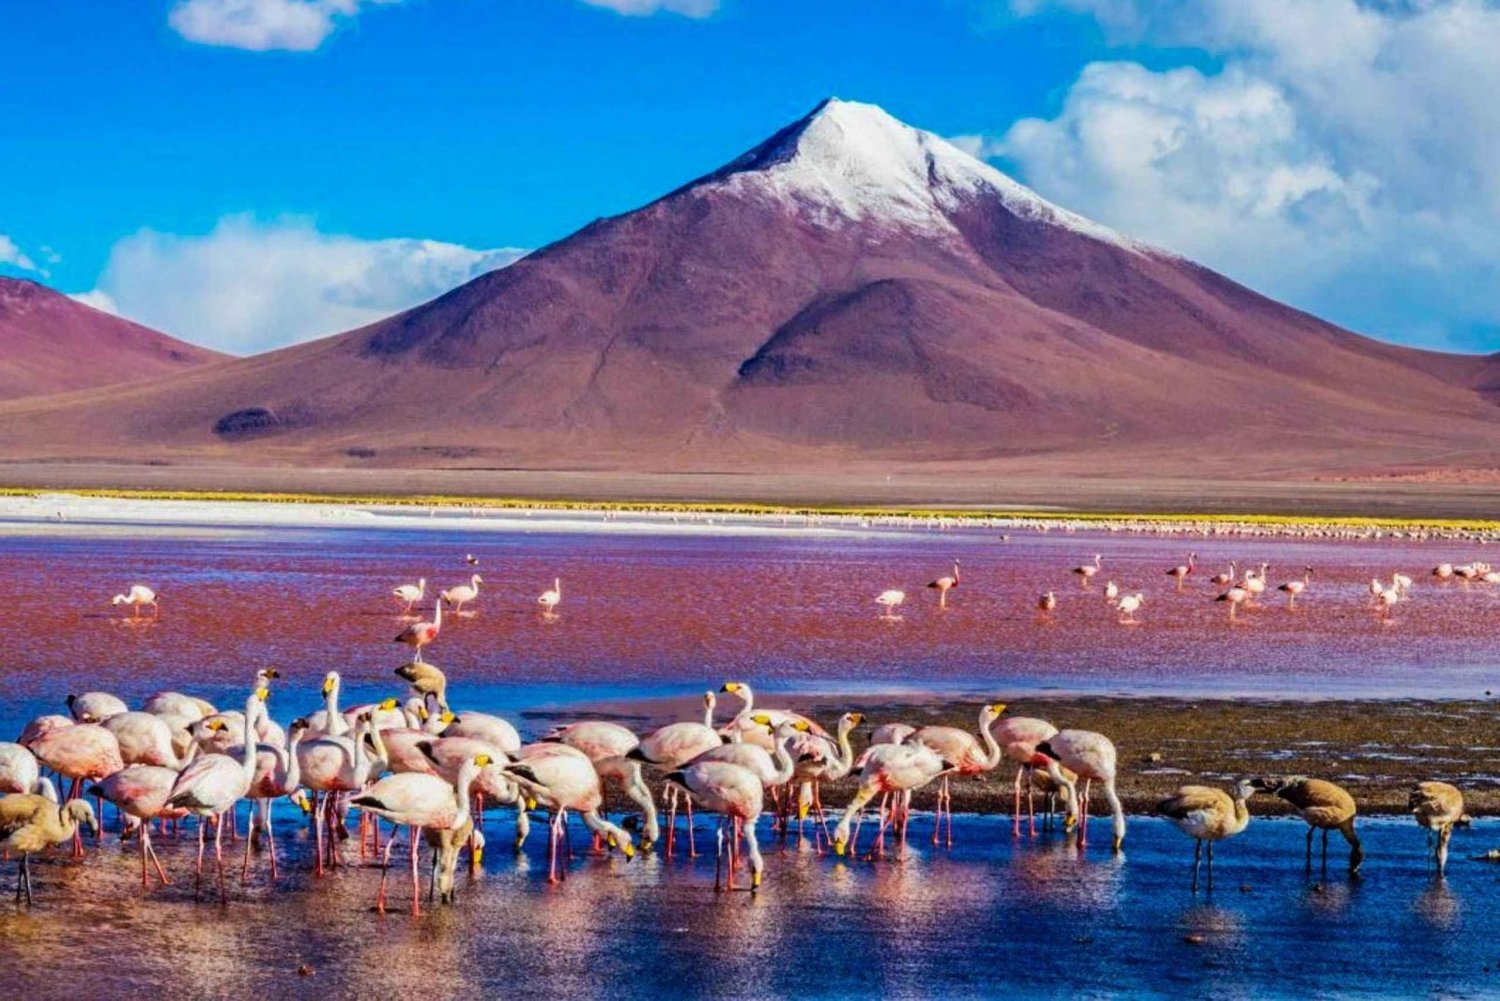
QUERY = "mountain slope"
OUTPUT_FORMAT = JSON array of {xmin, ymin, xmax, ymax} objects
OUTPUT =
[
  {"xmin": 0, "ymin": 99, "xmax": 1496, "ymax": 481},
  {"xmin": 0, "ymin": 278, "xmax": 226, "ymax": 400}
]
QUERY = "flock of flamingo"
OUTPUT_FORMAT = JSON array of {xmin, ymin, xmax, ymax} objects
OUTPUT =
[
  {"xmin": 1, "ymin": 544, "xmax": 1484, "ymax": 911},
  {"xmin": 870, "ymin": 549, "xmax": 1494, "ymax": 624}
]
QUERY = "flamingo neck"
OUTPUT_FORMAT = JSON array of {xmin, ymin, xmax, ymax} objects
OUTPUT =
[
  {"xmin": 979, "ymin": 714, "xmax": 1003, "ymax": 770},
  {"xmin": 325, "ymin": 681, "xmax": 345, "ymax": 735},
  {"xmin": 453, "ymin": 760, "xmax": 479, "ymax": 827},
  {"xmin": 731, "ymin": 687, "xmax": 754, "ymax": 727},
  {"xmin": 768, "ymin": 732, "xmax": 796, "ymax": 785},
  {"xmin": 284, "ymin": 730, "xmax": 303, "ymax": 789},
  {"xmin": 240, "ymin": 699, "xmax": 260, "ymax": 777},
  {"xmin": 833, "ymin": 723, "xmax": 856, "ymax": 779}
]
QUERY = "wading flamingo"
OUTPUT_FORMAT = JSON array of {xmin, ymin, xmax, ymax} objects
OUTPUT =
[
  {"xmin": 1115, "ymin": 593, "xmax": 1144, "ymax": 623},
  {"xmin": 1155, "ymin": 777, "xmax": 1258, "ymax": 891},
  {"xmin": 392, "ymin": 578, "xmax": 425, "ymax": 614},
  {"xmin": 833, "ymin": 742, "xmax": 952, "ymax": 859},
  {"xmin": 1409, "ymin": 781, "xmax": 1467, "ymax": 874},
  {"xmin": 441, "ymin": 575, "xmax": 483, "ymax": 614},
  {"xmin": 504, "ymin": 748, "xmax": 635, "ymax": 884},
  {"xmin": 627, "ymin": 693, "xmax": 723, "ymax": 856},
  {"xmin": 993, "ymin": 716, "xmax": 1060, "ymax": 836},
  {"xmin": 1251, "ymin": 776, "xmax": 1363, "ymax": 874},
  {"xmin": 1278, "ymin": 567, "xmax": 1312, "ymax": 608},
  {"xmin": 394, "ymin": 600, "xmax": 442, "ymax": 662},
  {"xmin": 1072, "ymin": 554, "xmax": 1102, "ymax": 587},
  {"xmin": 110, "ymin": 585, "xmax": 158, "ymax": 617},
  {"xmin": 0, "ymin": 794, "xmax": 98, "ymax": 904},
  {"xmin": 353, "ymin": 752, "xmax": 488, "ymax": 914},
  {"xmin": 875, "ymin": 589, "xmax": 905, "ymax": 617},
  {"xmin": 927, "ymin": 560, "xmax": 960, "ymax": 608},
  {"xmin": 1208, "ymin": 561, "xmax": 1238, "ymax": 586},
  {"xmin": 67, "ymin": 692, "xmax": 127, "ymax": 722},
  {"xmin": 1037, "ymin": 591, "xmax": 1057, "ymax": 615},
  {"xmin": 664, "ymin": 758, "xmax": 768, "ymax": 891},
  {"xmin": 541, "ymin": 720, "xmax": 658, "ymax": 848},
  {"xmin": 538, "ymin": 578, "xmax": 562, "ymax": 614},
  {"xmin": 1037, "ymin": 730, "xmax": 1125, "ymax": 851},
  {"xmin": 165, "ymin": 692, "xmax": 266, "ymax": 902},
  {"xmin": 1216, "ymin": 584, "xmax": 1249, "ymax": 622},
  {"xmin": 0, "ymin": 743, "xmax": 43, "ymax": 795},
  {"xmin": 29, "ymin": 722, "xmax": 123, "ymax": 855},
  {"xmin": 89, "ymin": 765, "xmax": 185, "ymax": 887},
  {"xmin": 906, "ymin": 703, "xmax": 1005, "ymax": 846},
  {"xmin": 1166, "ymin": 552, "xmax": 1197, "ymax": 590}
]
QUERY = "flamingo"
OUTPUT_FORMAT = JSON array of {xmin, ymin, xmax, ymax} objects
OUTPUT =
[
  {"xmin": 243, "ymin": 719, "xmax": 311, "ymax": 880},
  {"xmin": 833, "ymin": 742, "xmax": 953, "ymax": 859},
  {"xmin": 627, "ymin": 693, "xmax": 723, "ymax": 856},
  {"xmin": 0, "ymin": 794, "xmax": 98, "ymax": 904},
  {"xmin": 392, "ymin": 578, "xmax": 426, "ymax": 614},
  {"xmin": 67, "ymin": 691, "xmax": 127, "ymax": 722},
  {"xmin": 1377, "ymin": 584, "xmax": 1401, "ymax": 619},
  {"xmin": 1243, "ymin": 563, "xmax": 1269, "ymax": 599},
  {"xmin": 1115, "ymin": 593, "xmax": 1144, "ymax": 623},
  {"xmin": 1392, "ymin": 572, "xmax": 1414, "ymax": 594},
  {"xmin": 1367, "ymin": 577, "xmax": 1384, "ymax": 604},
  {"xmin": 874, "ymin": 589, "xmax": 905, "ymax": 617},
  {"xmin": 102, "ymin": 711, "xmax": 193, "ymax": 769},
  {"xmin": 1155, "ymin": 777, "xmax": 1258, "ymax": 891},
  {"xmin": 1037, "ymin": 730, "xmax": 1125, "ymax": 850},
  {"xmin": 165, "ymin": 692, "xmax": 265, "ymax": 902},
  {"xmin": 1037, "ymin": 591, "xmax": 1057, "ymax": 615},
  {"xmin": 29, "ymin": 721, "xmax": 123, "ymax": 855},
  {"xmin": 1208, "ymin": 561, "xmax": 1238, "ymax": 586},
  {"xmin": 442, "ymin": 710, "xmax": 522, "ymax": 755},
  {"xmin": 1072, "ymin": 554, "xmax": 1102, "ymax": 587},
  {"xmin": 663, "ymin": 758, "xmax": 770, "ymax": 891},
  {"xmin": 441, "ymin": 574, "xmax": 483, "ymax": 614},
  {"xmin": 538, "ymin": 578, "xmax": 562, "ymax": 614},
  {"xmin": 540, "ymin": 720, "xmax": 658, "ymax": 848},
  {"xmin": 1251, "ymin": 776, "xmax": 1363, "ymax": 874},
  {"xmin": 394, "ymin": 599, "xmax": 442, "ymax": 662},
  {"xmin": 993, "ymin": 716, "xmax": 1060, "ymax": 836},
  {"xmin": 110, "ymin": 584, "xmax": 158, "ymax": 617},
  {"xmin": 1166, "ymin": 552, "xmax": 1197, "ymax": 590},
  {"xmin": 905, "ymin": 703, "xmax": 1006, "ymax": 846},
  {"xmin": 0, "ymin": 743, "xmax": 43, "ymax": 795},
  {"xmin": 783, "ymin": 712, "xmax": 863, "ymax": 838},
  {"xmin": 395, "ymin": 660, "xmax": 449, "ymax": 710},
  {"xmin": 1216, "ymin": 584, "xmax": 1249, "ymax": 622},
  {"xmin": 504, "ymin": 748, "xmax": 635, "ymax": 884},
  {"xmin": 926, "ymin": 560, "xmax": 960, "ymax": 608},
  {"xmin": 88, "ymin": 765, "xmax": 186, "ymax": 887},
  {"xmin": 353, "ymin": 752, "xmax": 489, "ymax": 914},
  {"xmin": 1409, "ymin": 781, "xmax": 1467, "ymax": 874},
  {"xmin": 1278, "ymin": 566, "xmax": 1312, "ymax": 608},
  {"xmin": 465, "ymin": 553, "xmax": 480, "ymax": 566},
  {"xmin": 1103, "ymin": 580, "xmax": 1119, "ymax": 603},
  {"xmin": 717, "ymin": 682, "xmax": 827, "ymax": 750},
  {"xmin": 296, "ymin": 712, "xmax": 384, "ymax": 874}
]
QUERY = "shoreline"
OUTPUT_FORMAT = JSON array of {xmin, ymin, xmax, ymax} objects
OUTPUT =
[
  {"xmin": 3, "ymin": 487, "xmax": 1499, "ymax": 538},
  {"xmin": 558, "ymin": 693, "xmax": 1500, "ymax": 819}
]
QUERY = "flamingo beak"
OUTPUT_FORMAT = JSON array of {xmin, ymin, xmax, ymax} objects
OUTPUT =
[
  {"xmin": 294, "ymin": 791, "xmax": 312, "ymax": 814},
  {"xmin": 834, "ymin": 837, "xmax": 847, "ymax": 856}
]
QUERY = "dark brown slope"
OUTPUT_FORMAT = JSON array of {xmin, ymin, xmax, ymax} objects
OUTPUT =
[
  {"xmin": 0, "ymin": 278, "xmax": 226, "ymax": 400},
  {"xmin": 0, "ymin": 99, "xmax": 1496, "ymax": 483}
]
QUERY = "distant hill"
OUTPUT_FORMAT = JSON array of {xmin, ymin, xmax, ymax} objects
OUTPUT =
[{"xmin": 0, "ymin": 277, "xmax": 225, "ymax": 400}]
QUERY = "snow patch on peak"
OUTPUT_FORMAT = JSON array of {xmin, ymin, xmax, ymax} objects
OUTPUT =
[{"xmin": 707, "ymin": 98, "xmax": 1151, "ymax": 254}]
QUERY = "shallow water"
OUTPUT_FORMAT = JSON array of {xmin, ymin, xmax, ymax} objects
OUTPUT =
[
  {"xmin": 4, "ymin": 515, "xmax": 1500, "ymax": 996},
  {"xmin": 0, "ymin": 811, "xmax": 1496, "ymax": 1000},
  {"xmin": 1, "ymin": 517, "xmax": 1498, "ymax": 737}
]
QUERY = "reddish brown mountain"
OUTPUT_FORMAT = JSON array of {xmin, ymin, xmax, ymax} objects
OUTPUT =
[
  {"xmin": 1, "ymin": 99, "xmax": 1497, "ymax": 481},
  {"xmin": 0, "ymin": 278, "xmax": 225, "ymax": 400}
]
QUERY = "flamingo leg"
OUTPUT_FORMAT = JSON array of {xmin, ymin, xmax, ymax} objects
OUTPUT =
[
  {"xmin": 214, "ymin": 810, "xmax": 228, "ymax": 904},
  {"xmin": 146, "ymin": 828, "xmax": 169, "ymax": 885},
  {"xmin": 410, "ymin": 825, "xmax": 422, "ymax": 916},
  {"xmin": 714, "ymin": 821, "xmax": 725, "ymax": 892},
  {"xmin": 195, "ymin": 816, "xmax": 207, "ymax": 898},
  {"xmin": 1012, "ymin": 768, "xmax": 1023, "ymax": 837},
  {"xmin": 376, "ymin": 832, "xmax": 398, "ymax": 915},
  {"xmin": 1192, "ymin": 839, "xmax": 1202, "ymax": 892}
]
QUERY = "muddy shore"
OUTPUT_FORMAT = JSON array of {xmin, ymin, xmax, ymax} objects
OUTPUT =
[{"xmin": 526, "ymin": 695, "xmax": 1500, "ymax": 818}]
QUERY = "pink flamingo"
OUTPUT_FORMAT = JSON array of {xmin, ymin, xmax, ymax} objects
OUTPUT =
[
  {"xmin": 626, "ymin": 693, "xmax": 722, "ymax": 856},
  {"xmin": 926, "ymin": 560, "xmax": 961, "ymax": 608},
  {"xmin": 394, "ymin": 598, "xmax": 442, "ymax": 661},
  {"xmin": 88, "ymin": 765, "xmax": 186, "ymax": 887},
  {"xmin": 1037, "ymin": 729, "xmax": 1125, "ymax": 851},
  {"xmin": 994, "ymin": 716, "xmax": 1061, "ymax": 836},
  {"xmin": 905, "ymin": 703, "xmax": 1006, "ymax": 846},
  {"xmin": 28, "ymin": 722, "xmax": 124, "ymax": 856},
  {"xmin": 1166, "ymin": 552, "xmax": 1197, "ymax": 590}
]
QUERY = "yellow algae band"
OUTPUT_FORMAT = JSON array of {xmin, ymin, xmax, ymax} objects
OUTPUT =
[{"xmin": 2, "ymin": 486, "xmax": 1497, "ymax": 534}]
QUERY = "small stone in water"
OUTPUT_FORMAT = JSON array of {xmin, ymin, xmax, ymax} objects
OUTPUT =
[
  {"xmin": 297, "ymin": 965, "xmax": 315, "ymax": 977},
  {"xmin": 1184, "ymin": 934, "xmax": 1206, "ymax": 945}
]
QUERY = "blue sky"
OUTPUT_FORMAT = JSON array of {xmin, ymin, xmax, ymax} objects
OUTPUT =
[{"xmin": 4, "ymin": 1, "xmax": 1499, "ymax": 356}]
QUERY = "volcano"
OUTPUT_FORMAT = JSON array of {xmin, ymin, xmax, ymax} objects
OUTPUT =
[{"xmin": 1, "ymin": 99, "xmax": 1497, "ymax": 486}]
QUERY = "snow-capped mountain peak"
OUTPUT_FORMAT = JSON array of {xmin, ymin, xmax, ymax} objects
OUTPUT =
[{"xmin": 706, "ymin": 97, "xmax": 1144, "ymax": 252}]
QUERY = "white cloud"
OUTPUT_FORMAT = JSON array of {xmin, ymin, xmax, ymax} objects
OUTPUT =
[
  {"xmin": 987, "ymin": 0, "xmax": 1500, "ymax": 352},
  {"xmin": 168, "ymin": 0, "xmax": 400, "ymax": 52},
  {"xmin": 0, "ymin": 235, "xmax": 41, "ymax": 275},
  {"xmin": 75, "ymin": 216, "xmax": 527, "ymax": 355},
  {"xmin": 577, "ymin": 0, "xmax": 720, "ymax": 16}
]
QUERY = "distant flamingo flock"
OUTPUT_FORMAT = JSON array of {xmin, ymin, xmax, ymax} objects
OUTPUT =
[{"xmin": 0, "ymin": 541, "xmax": 1485, "ymax": 911}]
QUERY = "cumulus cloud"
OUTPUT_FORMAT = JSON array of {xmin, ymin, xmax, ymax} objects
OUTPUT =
[
  {"xmin": 577, "ymin": 0, "xmax": 719, "ymax": 15},
  {"xmin": 986, "ymin": 0, "xmax": 1500, "ymax": 352},
  {"xmin": 75, "ymin": 216, "xmax": 527, "ymax": 355},
  {"xmin": 168, "ymin": 0, "xmax": 400, "ymax": 52},
  {"xmin": 0, "ymin": 235, "xmax": 42, "ymax": 275}
]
